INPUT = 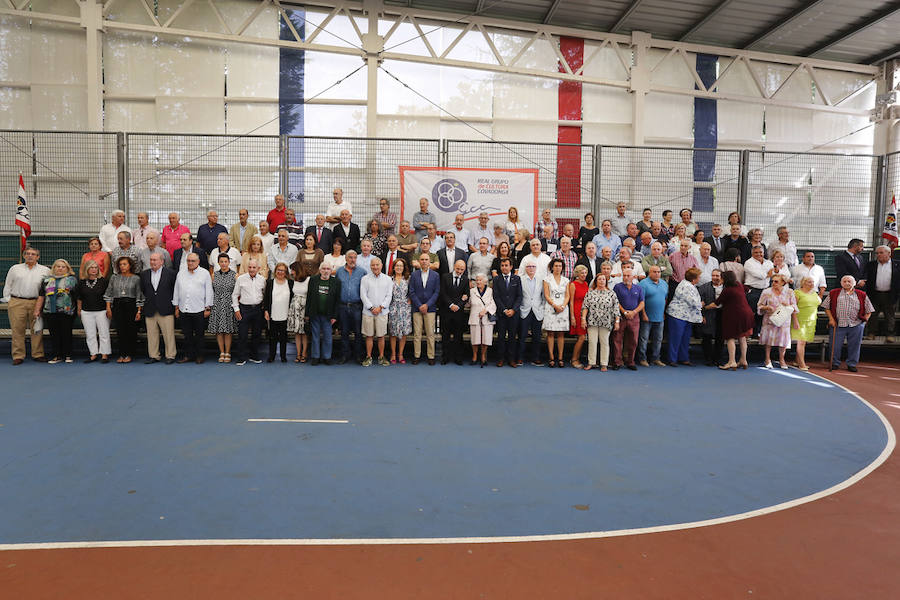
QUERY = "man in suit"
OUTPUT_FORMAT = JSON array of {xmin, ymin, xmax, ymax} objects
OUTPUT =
[
  {"xmin": 381, "ymin": 235, "xmax": 409, "ymax": 276},
  {"xmin": 492, "ymin": 257, "xmax": 522, "ymax": 367},
  {"xmin": 332, "ymin": 209, "xmax": 361, "ymax": 254},
  {"xmin": 229, "ymin": 208, "xmax": 258, "ymax": 253},
  {"xmin": 708, "ymin": 223, "xmax": 727, "ymax": 262},
  {"xmin": 723, "ymin": 223, "xmax": 751, "ymax": 263},
  {"xmin": 439, "ymin": 259, "xmax": 469, "ymax": 365},
  {"xmin": 304, "ymin": 213, "xmax": 334, "ymax": 254},
  {"xmin": 172, "ymin": 232, "xmax": 209, "ymax": 272},
  {"xmin": 576, "ymin": 242, "xmax": 603, "ymax": 282},
  {"xmin": 139, "ymin": 252, "xmax": 178, "ymax": 364},
  {"xmin": 864, "ymin": 245, "xmax": 900, "ymax": 341},
  {"xmin": 834, "ymin": 238, "xmax": 867, "ymax": 289},
  {"xmin": 437, "ymin": 230, "xmax": 467, "ymax": 275},
  {"xmin": 518, "ymin": 261, "xmax": 544, "ymax": 365},
  {"xmin": 408, "ymin": 253, "xmax": 440, "ymax": 365}
]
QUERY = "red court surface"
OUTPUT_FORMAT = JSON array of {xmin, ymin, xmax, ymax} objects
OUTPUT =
[{"xmin": 2, "ymin": 361, "xmax": 899, "ymax": 599}]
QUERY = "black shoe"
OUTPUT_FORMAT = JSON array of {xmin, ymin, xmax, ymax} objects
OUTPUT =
[
  {"xmin": 336, "ymin": 357, "xmax": 347, "ymax": 365},
  {"xmin": 454, "ymin": 359, "xmax": 463, "ymax": 366},
  {"xmin": 626, "ymin": 364, "xmax": 637, "ymax": 371},
  {"xmin": 322, "ymin": 359, "xmax": 331, "ymax": 365},
  {"xmin": 848, "ymin": 365, "xmax": 858, "ymax": 372},
  {"xmin": 145, "ymin": 358, "xmax": 160, "ymax": 364},
  {"xmin": 441, "ymin": 358, "xmax": 450, "ymax": 365},
  {"xmin": 311, "ymin": 358, "xmax": 320, "ymax": 365},
  {"xmin": 667, "ymin": 362, "xmax": 678, "ymax": 367},
  {"xmin": 84, "ymin": 356, "xmax": 98, "ymax": 363},
  {"xmin": 471, "ymin": 359, "xmax": 478, "ymax": 366},
  {"xmin": 176, "ymin": 356, "xmax": 191, "ymax": 364},
  {"xmin": 101, "ymin": 357, "xmax": 110, "ymax": 363},
  {"xmin": 610, "ymin": 365, "xmax": 620, "ymax": 371},
  {"xmin": 165, "ymin": 358, "xmax": 176, "ymax": 364},
  {"xmin": 428, "ymin": 358, "xmax": 435, "ymax": 365},
  {"xmin": 267, "ymin": 356, "xmax": 275, "ymax": 363},
  {"xmin": 412, "ymin": 358, "xmax": 420, "ymax": 365},
  {"xmin": 281, "ymin": 357, "xmax": 287, "ymax": 363}
]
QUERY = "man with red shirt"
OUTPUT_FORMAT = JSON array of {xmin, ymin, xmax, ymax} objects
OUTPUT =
[
  {"xmin": 160, "ymin": 212, "xmax": 190, "ymax": 259},
  {"xmin": 266, "ymin": 194, "xmax": 287, "ymax": 231}
]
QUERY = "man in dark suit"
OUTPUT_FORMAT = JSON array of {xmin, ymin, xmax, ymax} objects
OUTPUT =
[
  {"xmin": 492, "ymin": 257, "xmax": 522, "ymax": 367},
  {"xmin": 408, "ymin": 253, "xmax": 441, "ymax": 365},
  {"xmin": 437, "ymin": 230, "xmax": 468, "ymax": 275},
  {"xmin": 834, "ymin": 238, "xmax": 867, "ymax": 289},
  {"xmin": 708, "ymin": 223, "xmax": 728, "ymax": 262},
  {"xmin": 331, "ymin": 209, "xmax": 361, "ymax": 254},
  {"xmin": 380, "ymin": 234, "xmax": 410, "ymax": 276},
  {"xmin": 576, "ymin": 241, "xmax": 603, "ymax": 282},
  {"xmin": 304, "ymin": 214, "xmax": 333, "ymax": 254},
  {"xmin": 139, "ymin": 252, "xmax": 178, "ymax": 364},
  {"xmin": 864, "ymin": 244, "xmax": 900, "ymax": 341},
  {"xmin": 172, "ymin": 232, "xmax": 209, "ymax": 271},
  {"xmin": 439, "ymin": 259, "xmax": 469, "ymax": 365},
  {"xmin": 723, "ymin": 223, "xmax": 751, "ymax": 263}
]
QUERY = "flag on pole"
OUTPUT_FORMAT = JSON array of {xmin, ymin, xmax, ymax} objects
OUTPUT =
[
  {"xmin": 15, "ymin": 172, "xmax": 30, "ymax": 251},
  {"xmin": 883, "ymin": 193, "xmax": 898, "ymax": 249}
]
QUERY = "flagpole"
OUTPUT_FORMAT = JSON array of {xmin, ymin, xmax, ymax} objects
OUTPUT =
[{"xmin": 18, "ymin": 170, "xmax": 23, "ymax": 263}]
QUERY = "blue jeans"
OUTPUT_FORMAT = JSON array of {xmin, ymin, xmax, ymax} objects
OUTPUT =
[
  {"xmin": 519, "ymin": 312, "xmax": 542, "ymax": 362},
  {"xmin": 667, "ymin": 316, "xmax": 692, "ymax": 363},
  {"xmin": 830, "ymin": 323, "xmax": 865, "ymax": 368},
  {"xmin": 338, "ymin": 302, "xmax": 363, "ymax": 361},
  {"xmin": 310, "ymin": 315, "xmax": 333, "ymax": 360},
  {"xmin": 638, "ymin": 320, "xmax": 663, "ymax": 362}
]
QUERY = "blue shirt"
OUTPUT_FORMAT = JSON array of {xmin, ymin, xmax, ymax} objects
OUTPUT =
[
  {"xmin": 592, "ymin": 232, "xmax": 622, "ymax": 258},
  {"xmin": 335, "ymin": 265, "xmax": 365, "ymax": 303},
  {"xmin": 196, "ymin": 223, "xmax": 228, "ymax": 254},
  {"xmin": 639, "ymin": 277, "xmax": 668, "ymax": 322},
  {"xmin": 613, "ymin": 280, "xmax": 645, "ymax": 311}
]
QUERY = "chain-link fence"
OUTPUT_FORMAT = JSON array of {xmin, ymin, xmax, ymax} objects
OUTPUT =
[
  {"xmin": 887, "ymin": 151, "xmax": 900, "ymax": 212},
  {"xmin": 286, "ymin": 137, "xmax": 441, "ymax": 230},
  {"xmin": 0, "ymin": 130, "xmax": 119, "ymax": 234},
  {"xmin": 446, "ymin": 140, "xmax": 594, "ymax": 237},
  {"xmin": 745, "ymin": 151, "xmax": 879, "ymax": 251},
  {"xmin": 597, "ymin": 145, "xmax": 743, "ymax": 233},
  {"xmin": 127, "ymin": 134, "xmax": 281, "ymax": 232}
]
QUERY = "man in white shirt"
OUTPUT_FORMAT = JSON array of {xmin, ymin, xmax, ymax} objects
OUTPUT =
[
  {"xmin": 518, "ymin": 238, "xmax": 551, "ymax": 282},
  {"xmin": 360, "ymin": 257, "xmax": 393, "ymax": 366},
  {"xmin": 469, "ymin": 212, "xmax": 492, "ymax": 253},
  {"xmin": 744, "ymin": 245, "xmax": 774, "ymax": 335},
  {"xmin": 610, "ymin": 247, "xmax": 645, "ymax": 286},
  {"xmin": 209, "ymin": 232, "xmax": 242, "ymax": 274},
  {"xmin": 518, "ymin": 261, "xmax": 545, "ymax": 365},
  {"xmin": 268, "ymin": 229, "xmax": 299, "ymax": 273},
  {"xmin": 865, "ymin": 245, "xmax": 899, "ymax": 341},
  {"xmin": 232, "ymin": 259, "xmax": 267, "ymax": 365},
  {"xmin": 791, "ymin": 251, "xmax": 827, "ymax": 297},
  {"xmin": 325, "ymin": 187, "xmax": 352, "ymax": 229},
  {"xmin": 99, "ymin": 210, "xmax": 132, "ymax": 252},
  {"xmin": 2, "ymin": 246, "xmax": 50, "ymax": 364},
  {"xmin": 357, "ymin": 239, "xmax": 376, "ymax": 274},
  {"xmin": 257, "ymin": 220, "xmax": 275, "ymax": 255},
  {"xmin": 132, "ymin": 212, "xmax": 158, "ymax": 250},
  {"xmin": 768, "ymin": 226, "xmax": 798, "ymax": 267},
  {"xmin": 450, "ymin": 214, "xmax": 473, "ymax": 254},
  {"xmin": 696, "ymin": 242, "xmax": 719, "ymax": 284},
  {"xmin": 138, "ymin": 231, "xmax": 172, "ymax": 271},
  {"xmin": 424, "ymin": 223, "xmax": 445, "ymax": 252},
  {"xmin": 173, "ymin": 253, "xmax": 214, "ymax": 363},
  {"xmin": 610, "ymin": 201, "xmax": 630, "ymax": 237}
]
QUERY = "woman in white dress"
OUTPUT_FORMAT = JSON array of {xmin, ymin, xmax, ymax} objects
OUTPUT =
[
  {"xmin": 543, "ymin": 257, "xmax": 570, "ymax": 368},
  {"xmin": 321, "ymin": 237, "xmax": 346, "ymax": 272},
  {"xmin": 468, "ymin": 273, "xmax": 496, "ymax": 367}
]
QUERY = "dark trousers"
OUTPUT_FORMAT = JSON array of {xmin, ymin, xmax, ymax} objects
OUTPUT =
[
  {"xmin": 611, "ymin": 312, "xmax": 640, "ymax": 366},
  {"xmin": 180, "ymin": 311, "xmax": 206, "ymax": 359},
  {"xmin": 338, "ymin": 302, "xmax": 363, "ymax": 361},
  {"xmin": 440, "ymin": 309, "xmax": 466, "ymax": 361},
  {"xmin": 519, "ymin": 312, "xmax": 542, "ymax": 362},
  {"xmin": 237, "ymin": 303, "xmax": 263, "ymax": 361},
  {"xmin": 495, "ymin": 311, "xmax": 519, "ymax": 362},
  {"xmin": 700, "ymin": 314, "xmax": 724, "ymax": 364},
  {"xmin": 746, "ymin": 287, "xmax": 763, "ymax": 336},
  {"xmin": 866, "ymin": 290, "xmax": 896, "ymax": 336},
  {"xmin": 268, "ymin": 320, "xmax": 288, "ymax": 360},
  {"xmin": 112, "ymin": 298, "xmax": 138, "ymax": 358},
  {"xmin": 45, "ymin": 312, "xmax": 74, "ymax": 359}
]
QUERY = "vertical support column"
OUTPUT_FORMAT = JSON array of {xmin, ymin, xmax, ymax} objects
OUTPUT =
[
  {"xmin": 80, "ymin": 0, "xmax": 104, "ymax": 131},
  {"xmin": 592, "ymin": 145, "xmax": 603, "ymax": 220},
  {"xmin": 873, "ymin": 155, "xmax": 887, "ymax": 249},
  {"xmin": 363, "ymin": 0, "xmax": 383, "ymax": 139},
  {"xmin": 116, "ymin": 132, "xmax": 127, "ymax": 214},
  {"xmin": 738, "ymin": 149, "xmax": 750, "ymax": 219},
  {"xmin": 629, "ymin": 31, "xmax": 651, "ymax": 147}
]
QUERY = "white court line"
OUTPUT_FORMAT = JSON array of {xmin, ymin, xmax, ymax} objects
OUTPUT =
[
  {"xmin": 247, "ymin": 419, "xmax": 349, "ymax": 424},
  {"xmin": 879, "ymin": 377, "xmax": 900, "ymax": 382},
  {"xmin": 892, "ymin": 393, "xmax": 900, "ymax": 398},
  {"xmin": 0, "ymin": 372, "xmax": 893, "ymax": 552},
  {"xmin": 829, "ymin": 372, "xmax": 868, "ymax": 378},
  {"xmin": 864, "ymin": 366, "xmax": 900, "ymax": 372}
]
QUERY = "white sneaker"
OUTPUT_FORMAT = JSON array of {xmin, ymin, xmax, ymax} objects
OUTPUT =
[
  {"xmin": 248, "ymin": 358, "xmax": 262, "ymax": 364},
  {"xmin": 65, "ymin": 357, "xmax": 73, "ymax": 364},
  {"xmin": 763, "ymin": 362, "xmax": 773, "ymax": 369},
  {"xmin": 236, "ymin": 360, "xmax": 247, "ymax": 366},
  {"xmin": 48, "ymin": 358, "xmax": 61, "ymax": 364}
]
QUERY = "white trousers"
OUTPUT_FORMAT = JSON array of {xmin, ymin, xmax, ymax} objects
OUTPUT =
[
  {"xmin": 81, "ymin": 310, "xmax": 112, "ymax": 355},
  {"xmin": 587, "ymin": 325, "xmax": 611, "ymax": 367}
]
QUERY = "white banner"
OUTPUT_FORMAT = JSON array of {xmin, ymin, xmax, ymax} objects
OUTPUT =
[{"xmin": 399, "ymin": 167, "xmax": 538, "ymax": 233}]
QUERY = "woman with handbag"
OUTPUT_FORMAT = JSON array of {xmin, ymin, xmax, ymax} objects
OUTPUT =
[{"xmin": 758, "ymin": 273, "xmax": 798, "ymax": 369}]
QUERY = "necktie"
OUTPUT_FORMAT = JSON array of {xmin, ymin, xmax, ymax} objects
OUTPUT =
[
  {"xmin": 454, "ymin": 276, "xmax": 459, "ymax": 288},
  {"xmin": 317, "ymin": 228, "xmax": 321, "ymax": 242},
  {"xmin": 388, "ymin": 252, "xmax": 395, "ymax": 274},
  {"xmin": 505, "ymin": 275, "xmax": 509, "ymax": 286}
]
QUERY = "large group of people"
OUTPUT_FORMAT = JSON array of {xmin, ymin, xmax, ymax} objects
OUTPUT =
[{"xmin": 4, "ymin": 193, "xmax": 899, "ymax": 372}]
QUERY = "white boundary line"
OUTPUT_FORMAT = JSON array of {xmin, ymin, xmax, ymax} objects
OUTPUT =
[
  {"xmin": 0, "ymin": 372, "xmax": 894, "ymax": 552},
  {"xmin": 247, "ymin": 419, "xmax": 349, "ymax": 424}
]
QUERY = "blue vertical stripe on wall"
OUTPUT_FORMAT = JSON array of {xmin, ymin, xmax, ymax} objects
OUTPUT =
[
  {"xmin": 280, "ymin": 8, "xmax": 305, "ymax": 203},
  {"xmin": 692, "ymin": 53, "xmax": 718, "ymax": 215}
]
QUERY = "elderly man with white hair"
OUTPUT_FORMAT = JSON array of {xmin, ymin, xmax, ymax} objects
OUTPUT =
[
  {"xmin": 99, "ymin": 210, "xmax": 132, "ymax": 252},
  {"xmin": 161, "ymin": 212, "xmax": 190, "ymax": 259},
  {"xmin": 138, "ymin": 230, "xmax": 172, "ymax": 271},
  {"xmin": 197, "ymin": 209, "xmax": 228, "ymax": 256},
  {"xmin": 360, "ymin": 256, "xmax": 393, "ymax": 366},
  {"xmin": 864, "ymin": 245, "xmax": 900, "ymax": 342},
  {"xmin": 822, "ymin": 275, "xmax": 874, "ymax": 372},
  {"xmin": 133, "ymin": 211, "xmax": 158, "ymax": 249},
  {"xmin": 696, "ymin": 242, "xmax": 719, "ymax": 284}
]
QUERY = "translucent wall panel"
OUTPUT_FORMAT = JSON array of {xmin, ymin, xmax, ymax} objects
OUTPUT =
[
  {"xmin": 304, "ymin": 105, "xmax": 366, "ymax": 137},
  {"xmin": 493, "ymin": 120, "xmax": 558, "ymax": 144},
  {"xmin": 582, "ymin": 43, "xmax": 632, "ymax": 146},
  {"xmin": 493, "ymin": 74, "xmax": 558, "ymax": 122},
  {"xmin": 305, "ymin": 51, "xmax": 367, "ymax": 100},
  {"xmin": 376, "ymin": 115, "xmax": 440, "ymax": 139}
]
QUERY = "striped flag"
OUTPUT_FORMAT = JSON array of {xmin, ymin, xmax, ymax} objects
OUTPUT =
[
  {"xmin": 15, "ymin": 172, "xmax": 30, "ymax": 251},
  {"xmin": 883, "ymin": 194, "xmax": 897, "ymax": 249}
]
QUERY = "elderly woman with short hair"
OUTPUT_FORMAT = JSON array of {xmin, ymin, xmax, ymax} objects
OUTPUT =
[
  {"xmin": 568, "ymin": 263, "xmax": 590, "ymax": 368},
  {"xmin": 76, "ymin": 259, "xmax": 111, "ymax": 363},
  {"xmin": 581, "ymin": 273, "xmax": 619, "ymax": 371},
  {"xmin": 363, "ymin": 218, "xmax": 387, "ymax": 258},
  {"xmin": 35, "ymin": 259, "xmax": 78, "ymax": 364},
  {"xmin": 468, "ymin": 273, "xmax": 496, "ymax": 367},
  {"xmin": 104, "ymin": 256, "xmax": 144, "ymax": 363},
  {"xmin": 758, "ymin": 272, "xmax": 798, "ymax": 369},
  {"xmin": 665, "ymin": 266, "xmax": 704, "ymax": 366},
  {"xmin": 791, "ymin": 275, "xmax": 821, "ymax": 371},
  {"xmin": 80, "ymin": 236, "xmax": 110, "ymax": 278}
]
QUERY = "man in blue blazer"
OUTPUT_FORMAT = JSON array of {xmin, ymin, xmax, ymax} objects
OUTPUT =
[
  {"xmin": 492, "ymin": 257, "xmax": 522, "ymax": 367},
  {"xmin": 408, "ymin": 253, "xmax": 440, "ymax": 365},
  {"xmin": 172, "ymin": 232, "xmax": 209, "ymax": 271},
  {"xmin": 139, "ymin": 252, "xmax": 178, "ymax": 364}
]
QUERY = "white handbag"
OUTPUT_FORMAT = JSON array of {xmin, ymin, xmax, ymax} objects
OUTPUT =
[{"xmin": 769, "ymin": 305, "xmax": 792, "ymax": 328}]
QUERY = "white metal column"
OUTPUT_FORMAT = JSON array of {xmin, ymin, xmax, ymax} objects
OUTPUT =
[
  {"xmin": 80, "ymin": 0, "xmax": 104, "ymax": 131},
  {"xmin": 630, "ymin": 31, "xmax": 650, "ymax": 146},
  {"xmin": 363, "ymin": 0, "xmax": 383, "ymax": 138}
]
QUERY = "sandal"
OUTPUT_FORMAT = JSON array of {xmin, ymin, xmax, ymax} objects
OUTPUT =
[
  {"xmin": 224, "ymin": 353, "xmax": 231, "ymax": 363},
  {"xmin": 294, "ymin": 356, "xmax": 302, "ymax": 363},
  {"xmin": 399, "ymin": 358, "xmax": 406, "ymax": 364},
  {"xmin": 600, "ymin": 366, "xmax": 607, "ymax": 372},
  {"xmin": 572, "ymin": 361, "xmax": 583, "ymax": 369},
  {"xmin": 548, "ymin": 359, "xmax": 556, "ymax": 368},
  {"xmin": 390, "ymin": 358, "xmax": 397, "ymax": 365},
  {"xmin": 116, "ymin": 357, "xmax": 125, "ymax": 363},
  {"xmin": 583, "ymin": 364, "xmax": 592, "ymax": 371},
  {"xmin": 121, "ymin": 356, "xmax": 132, "ymax": 363},
  {"xmin": 219, "ymin": 353, "xmax": 226, "ymax": 363}
]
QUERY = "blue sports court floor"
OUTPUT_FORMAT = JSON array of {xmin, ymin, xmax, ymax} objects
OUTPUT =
[{"xmin": 0, "ymin": 361, "xmax": 888, "ymax": 545}]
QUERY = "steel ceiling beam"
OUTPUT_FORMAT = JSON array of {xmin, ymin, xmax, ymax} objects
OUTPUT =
[
  {"xmin": 805, "ymin": 3, "xmax": 900, "ymax": 57},
  {"xmin": 864, "ymin": 43, "xmax": 900, "ymax": 64},
  {"xmin": 542, "ymin": 0, "xmax": 563, "ymax": 24},
  {"xmin": 742, "ymin": 0, "xmax": 830, "ymax": 49},
  {"xmin": 611, "ymin": 0, "xmax": 646, "ymax": 33},
  {"xmin": 679, "ymin": 0, "xmax": 737, "ymax": 41}
]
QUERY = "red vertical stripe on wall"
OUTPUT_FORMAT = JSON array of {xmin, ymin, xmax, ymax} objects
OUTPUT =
[{"xmin": 557, "ymin": 36, "xmax": 584, "ymax": 209}]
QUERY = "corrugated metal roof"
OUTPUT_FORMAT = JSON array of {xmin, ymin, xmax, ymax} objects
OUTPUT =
[{"xmin": 382, "ymin": 0, "xmax": 900, "ymax": 64}]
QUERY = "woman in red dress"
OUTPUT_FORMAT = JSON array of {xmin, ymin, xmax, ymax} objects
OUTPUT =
[
  {"xmin": 568, "ymin": 264, "xmax": 590, "ymax": 368},
  {"xmin": 716, "ymin": 270, "xmax": 755, "ymax": 370}
]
